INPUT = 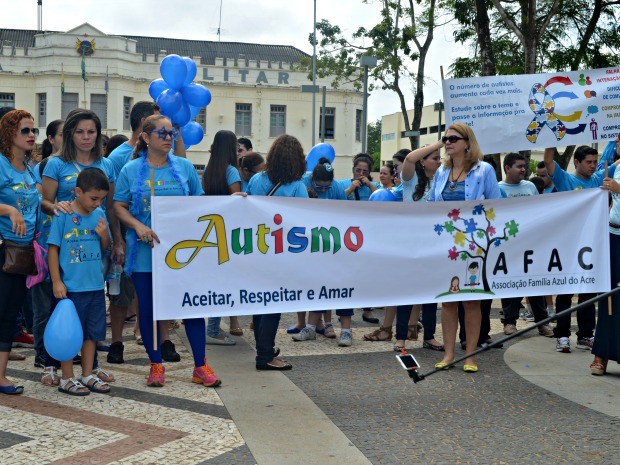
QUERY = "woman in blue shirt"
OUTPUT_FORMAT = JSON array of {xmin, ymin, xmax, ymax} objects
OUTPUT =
[
  {"xmin": 0, "ymin": 110, "xmax": 40, "ymax": 395},
  {"xmin": 429, "ymin": 123, "xmax": 500, "ymax": 373},
  {"xmin": 114, "ymin": 115, "xmax": 220, "ymax": 389},
  {"xmin": 238, "ymin": 152, "xmax": 265, "ymax": 193},
  {"xmin": 247, "ymin": 134, "xmax": 309, "ymax": 370},
  {"xmin": 202, "ymin": 130, "xmax": 243, "ymax": 344}
]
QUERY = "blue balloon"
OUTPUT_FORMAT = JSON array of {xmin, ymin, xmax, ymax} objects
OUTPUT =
[
  {"xmin": 44, "ymin": 299, "xmax": 83, "ymax": 362},
  {"xmin": 148, "ymin": 78, "xmax": 168, "ymax": 100},
  {"xmin": 306, "ymin": 143, "xmax": 336, "ymax": 171},
  {"xmin": 160, "ymin": 54, "xmax": 187, "ymax": 90},
  {"xmin": 183, "ymin": 57, "xmax": 198, "ymax": 86},
  {"xmin": 189, "ymin": 105, "xmax": 201, "ymax": 119},
  {"xmin": 182, "ymin": 121, "xmax": 204, "ymax": 146},
  {"xmin": 369, "ymin": 188, "xmax": 398, "ymax": 202},
  {"xmin": 157, "ymin": 89, "xmax": 183, "ymax": 117},
  {"xmin": 181, "ymin": 83, "xmax": 211, "ymax": 108},
  {"xmin": 172, "ymin": 101, "xmax": 191, "ymax": 127}
]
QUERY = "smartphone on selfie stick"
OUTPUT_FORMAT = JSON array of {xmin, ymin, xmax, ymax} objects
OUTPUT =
[{"xmin": 396, "ymin": 352, "xmax": 423, "ymax": 382}]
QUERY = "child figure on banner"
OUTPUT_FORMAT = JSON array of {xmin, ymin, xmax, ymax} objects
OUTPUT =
[
  {"xmin": 47, "ymin": 168, "xmax": 114, "ymax": 396},
  {"xmin": 114, "ymin": 115, "xmax": 221, "ymax": 388}
]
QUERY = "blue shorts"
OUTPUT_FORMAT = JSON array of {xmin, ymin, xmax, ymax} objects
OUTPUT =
[{"xmin": 55, "ymin": 290, "xmax": 106, "ymax": 342}]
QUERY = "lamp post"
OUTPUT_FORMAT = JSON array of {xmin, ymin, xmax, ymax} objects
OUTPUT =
[
  {"xmin": 311, "ymin": 0, "xmax": 317, "ymax": 146},
  {"xmin": 434, "ymin": 100, "xmax": 444, "ymax": 140},
  {"xmin": 360, "ymin": 55, "xmax": 377, "ymax": 153}
]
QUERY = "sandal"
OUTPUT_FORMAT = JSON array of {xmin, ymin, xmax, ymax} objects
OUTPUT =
[
  {"xmin": 229, "ymin": 327, "xmax": 244, "ymax": 336},
  {"xmin": 58, "ymin": 377, "xmax": 90, "ymax": 396},
  {"xmin": 407, "ymin": 324, "xmax": 419, "ymax": 341},
  {"xmin": 363, "ymin": 326, "xmax": 393, "ymax": 342},
  {"xmin": 590, "ymin": 357, "xmax": 608, "ymax": 376},
  {"xmin": 393, "ymin": 342, "xmax": 406, "ymax": 352},
  {"xmin": 92, "ymin": 367, "xmax": 116, "ymax": 383},
  {"xmin": 81, "ymin": 374, "xmax": 111, "ymax": 394},
  {"xmin": 423, "ymin": 340, "xmax": 445, "ymax": 351},
  {"xmin": 41, "ymin": 366, "xmax": 60, "ymax": 387}
]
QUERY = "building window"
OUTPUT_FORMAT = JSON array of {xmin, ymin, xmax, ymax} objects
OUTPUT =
[
  {"xmin": 123, "ymin": 97, "xmax": 132, "ymax": 131},
  {"xmin": 235, "ymin": 103, "xmax": 252, "ymax": 136},
  {"xmin": 90, "ymin": 94, "xmax": 107, "ymax": 129},
  {"xmin": 196, "ymin": 107, "xmax": 207, "ymax": 130},
  {"xmin": 355, "ymin": 109, "xmax": 362, "ymax": 142},
  {"xmin": 0, "ymin": 93, "xmax": 15, "ymax": 108},
  {"xmin": 37, "ymin": 93, "xmax": 47, "ymax": 127},
  {"xmin": 269, "ymin": 105, "xmax": 286, "ymax": 137},
  {"xmin": 61, "ymin": 93, "xmax": 79, "ymax": 120},
  {"xmin": 319, "ymin": 107, "xmax": 335, "ymax": 139}
]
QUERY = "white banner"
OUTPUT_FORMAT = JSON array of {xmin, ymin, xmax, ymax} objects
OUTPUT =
[
  {"xmin": 151, "ymin": 190, "xmax": 610, "ymax": 320},
  {"xmin": 442, "ymin": 66, "xmax": 620, "ymax": 154}
]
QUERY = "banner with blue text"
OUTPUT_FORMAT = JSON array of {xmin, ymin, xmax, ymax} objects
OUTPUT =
[
  {"xmin": 151, "ymin": 190, "xmax": 610, "ymax": 320},
  {"xmin": 442, "ymin": 66, "xmax": 620, "ymax": 153}
]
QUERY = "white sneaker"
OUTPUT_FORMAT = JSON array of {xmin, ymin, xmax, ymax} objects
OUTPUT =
[
  {"xmin": 556, "ymin": 337, "xmax": 571, "ymax": 353},
  {"xmin": 338, "ymin": 331, "xmax": 353, "ymax": 347},
  {"xmin": 292, "ymin": 327, "xmax": 316, "ymax": 341}
]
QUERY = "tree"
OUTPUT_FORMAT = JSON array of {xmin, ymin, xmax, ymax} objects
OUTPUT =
[
  {"xmin": 367, "ymin": 119, "xmax": 382, "ymax": 158},
  {"xmin": 304, "ymin": 0, "xmax": 447, "ymax": 150}
]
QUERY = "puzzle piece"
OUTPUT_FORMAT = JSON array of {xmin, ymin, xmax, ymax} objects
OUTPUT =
[
  {"xmin": 448, "ymin": 247, "xmax": 459, "ymax": 260},
  {"xmin": 448, "ymin": 209, "xmax": 460, "ymax": 221},
  {"xmin": 464, "ymin": 218, "xmax": 477, "ymax": 234},
  {"xmin": 454, "ymin": 231, "xmax": 467, "ymax": 247}
]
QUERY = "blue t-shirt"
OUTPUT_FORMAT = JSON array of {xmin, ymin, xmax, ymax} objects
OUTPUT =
[
  {"xmin": 302, "ymin": 173, "xmax": 347, "ymax": 200},
  {"xmin": 43, "ymin": 156, "xmax": 116, "ymax": 211},
  {"xmin": 107, "ymin": 142, "xmax": 134, "ymax": 179},
  {"xmin": 441, "ymin": 180, "xmax": 466, "ymax": 201},
  {"xmin": 338, "ymin": 178, "xmax": 380, "ymax": 201},
  {"xmin": 114, "ymin": 155, "xmax": 203, "ymax": 273},
  {"xmin": 247, "ymin": 172, "xmax": 309, "ymax": 198},
  {"xmin": 550, "ymin": 161, "xmax": 615, "ymax": 191},
  {"xmin": 47, "ymin": 208, "xmax": 108, "ymax": 292},
  {"xmin": 0, "ymin": 155, "xmax": 39, "ymax": 244},
  {"xmin": 241, "ymin": 179, "xmax": 249, "ymax": 193}
]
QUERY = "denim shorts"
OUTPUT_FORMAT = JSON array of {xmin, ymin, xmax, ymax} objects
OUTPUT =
[{"xmin": 57, "ymin": 290, "xmax": 107, "ymax": 342}]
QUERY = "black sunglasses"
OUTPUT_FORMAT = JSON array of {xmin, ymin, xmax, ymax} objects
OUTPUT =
[
  {"xmin": 442, "ymin": 135, "xmax": 468, "ymax": 144},
  {"xmin": 20, "ymin": 127, "xmax": 39, "ymax": 136}
]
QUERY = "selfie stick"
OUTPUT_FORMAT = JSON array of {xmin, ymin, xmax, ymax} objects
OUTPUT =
[{"xmin": 408, "ymin": 285, "xmax": 620, "ymax": 383}]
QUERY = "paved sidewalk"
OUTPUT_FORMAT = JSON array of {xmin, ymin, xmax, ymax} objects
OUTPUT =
[{"xmin": 1, "ymin": 309, "xmax": 619, "ymax": 464}]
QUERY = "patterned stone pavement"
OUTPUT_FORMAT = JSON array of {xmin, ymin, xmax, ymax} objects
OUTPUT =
[{"xmin": 1, "ymin": 304, "xmax": 619, "ymax": 464}]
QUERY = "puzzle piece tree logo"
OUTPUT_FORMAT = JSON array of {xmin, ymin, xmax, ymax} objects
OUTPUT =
[{"xmin": 433, "ymin": 204, "xmax": 519, "ymax": 297}]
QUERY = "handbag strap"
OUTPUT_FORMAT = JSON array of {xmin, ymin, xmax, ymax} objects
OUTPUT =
[{"xmin": 267, "ymin": 182, "xmax": 282, "ymax": 196}]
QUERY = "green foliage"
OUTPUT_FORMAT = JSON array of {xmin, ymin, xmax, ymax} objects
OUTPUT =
[{"xmin": 367, "ymin": 119, "xmax": 382, "ymax": 158}]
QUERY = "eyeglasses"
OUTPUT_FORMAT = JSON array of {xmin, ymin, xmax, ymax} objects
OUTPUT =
[
  {"xmin": 354, "ymin": 168, "xmax": 370, "ymax": 175},
  {"xmin": 392, "ymin": 163, "xmax": 401, "ymax": 170},
  {"xmin": 149, "ymin": 128, "xmax": 178, "ymax": 140},
  {"xmin": 20, "ymin": 127, "xmax": 39, "ymax": 136},
  {"xmin": 312, "ymin": 182, "xmax": 332, "ymax": 191},
  {"xmin": 442, "ymin": 135, "xmax": 468, "ymax": 144}
]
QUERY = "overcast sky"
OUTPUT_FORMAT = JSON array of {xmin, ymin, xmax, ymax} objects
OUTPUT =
[{"xmin": 1, "ymin": 0, "xmax": 466, "ymax": 122}]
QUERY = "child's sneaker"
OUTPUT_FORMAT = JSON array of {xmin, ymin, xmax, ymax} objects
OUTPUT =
[
  {"xmin": 192, "ymin": 360, "xmax": 221, "ymax": 387},
  {"xmin": 147, "ymin": 363, "xmax": 165, "ymax": 387},
  {"xmin": 12, "ymin": 330, "xmax": 34, "ymax": 348}
]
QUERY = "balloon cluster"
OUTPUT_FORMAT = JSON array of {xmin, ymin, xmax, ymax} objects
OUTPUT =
[{"xmin": 149, "ymin": 55, "xmax": 212, "ymax": 148}]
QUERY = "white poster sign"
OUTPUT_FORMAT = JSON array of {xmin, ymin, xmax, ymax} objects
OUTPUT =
[
  {"xmin": 151, "ymin": 190, "xmax": 610, "ymax": 320},
  {"xmin": 442, "ymin": 66, "xmax": 620, "ymax": 153}
]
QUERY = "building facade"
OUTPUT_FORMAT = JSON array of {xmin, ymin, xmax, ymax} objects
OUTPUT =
[{"xmin": 0, "ymin": 24, "xmax": 364, "ymax": 173}]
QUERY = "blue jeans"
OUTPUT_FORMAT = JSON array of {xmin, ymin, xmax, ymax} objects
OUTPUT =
[
  {"xmin": 207, "ymin": 317, "xmax": 221, "ymax": 337},
  {"xmin": 395, "ymin": 305, "xmax": 412, "ymax": 341},
  {"xmin": 422, "ymin": 303, "xmax": 438, "ymax": 341},
  {"xmin": 252, "ymin": 313, "xmax": 281, "ymax": 365},
  {"xmin": 30, "ymin": 281, "xmax": 52, "ymax": 358}
]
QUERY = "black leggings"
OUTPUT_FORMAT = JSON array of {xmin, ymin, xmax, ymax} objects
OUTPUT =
[{"xmin": 0, "ymin": 248, "xmax": 28, "ymax": 352}]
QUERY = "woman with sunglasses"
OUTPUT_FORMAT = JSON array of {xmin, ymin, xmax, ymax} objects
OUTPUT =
[
  {"xmin": 428, "ymin": 123, "xmax": 500, "ymax": 373},
  {"xmin": 0, "ymin": 110, "xmax": 41, "ymax": 395},
  {"xmin": 238, "ymin": 152, "xmax": 265, "ymax": 192},
  {"xmin": 114, "ymin": 115, "xmax": 221, "ymax": 388},
  {"xmin": 203, "ymin": 130, "xmax": 242, "ymax": 343},
  {"xmin": 40, "ymin": 109, "xmax": 119, "ymax": 386}
]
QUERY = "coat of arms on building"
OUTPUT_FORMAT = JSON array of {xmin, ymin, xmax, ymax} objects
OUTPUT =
[{"xmin": 75, "ymin": 37, "xmax": 95, "ymax": 56}]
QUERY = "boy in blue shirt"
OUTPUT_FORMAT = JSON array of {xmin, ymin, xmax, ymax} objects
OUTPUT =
[{"xmin": 47, "ymin": 168, "xmax": 112, "ymax": 396}]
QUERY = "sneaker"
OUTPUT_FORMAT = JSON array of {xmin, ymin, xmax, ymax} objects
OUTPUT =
[
  {"xmin": 576, "ymin": 337, "xmax": 594, "ymax": 350},
  {"xmin": 521, "ymin": 310, "xmax": 535, "ymax": 322},
  {"xmin": 12, "ymin": 331, "xmax": 34, "ymax": 348},
  {"xmin": 538, "ymin": 325, "xmax": 554, "ymax": 337},
  {"xmin": 161, "ymin": 340, "xmax": 181, "ymax": 362},
  {"xmin": 107, "ymin": 341, "xmax": 124, "ymax": 364},
  {"xmin": 292, "ymin": 327, "xmax": 316, "ymax": 341},
  {"xmin": 547, "ymin": 306, "xmax": 556, "ymax": 317},
  {"xmin": 503, "ymin": 324, "xmax": 517, "ymax": 335},
  {"xmin": 192, "ymin": 360, "xmax": 221, "ymax": 387},
  {"xmin": 338, "ymin": 331, "xmax": 353, "ymax": 347},
  {"xmin": 556, "ymin": 337, "xmax": 571, "ymax": 353},
  {"xmin": 33, "ymin": 355, "xmax": 45, "ymax": 368},
  {"xmin": 147, "ymin": 363, "xmax": 165, "ymax": 387}
]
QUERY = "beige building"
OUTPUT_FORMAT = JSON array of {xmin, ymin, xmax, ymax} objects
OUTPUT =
[
  {"xmin": 380, "ymin": 104, "xmax": 445, "ymax": 163},
  {"xmin": 0, "ymin": 23, "xmax": 364, "ymax": 174}
]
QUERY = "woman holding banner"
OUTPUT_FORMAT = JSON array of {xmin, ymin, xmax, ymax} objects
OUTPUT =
[
  {"xmin": 428, "ymin": 123, "xmax": 501, "ymax": 372},
  {"xmin": 114, "ymin": 115, "xmax": 221, "ymax": 388},
  {"xmin": 247, "ymin": 134, "xmax": 309, "ymax": 370},
  {"xmin": 594, "ymin": 159, "xmax": 620, "ymax": 375}
]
